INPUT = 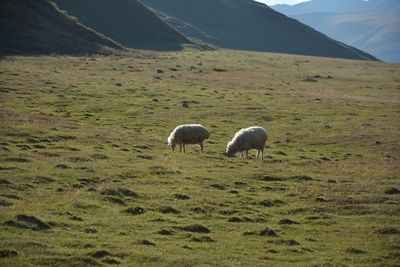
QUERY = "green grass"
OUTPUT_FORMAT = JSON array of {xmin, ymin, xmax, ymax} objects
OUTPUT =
[{"xmin": 0, "ymin": 49, "xmax": 399, "ymax": 266}]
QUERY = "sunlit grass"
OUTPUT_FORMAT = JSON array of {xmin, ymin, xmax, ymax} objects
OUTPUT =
[{"xmin": 0, "ymin": 49, "xmax": 399, "ymax": 266}]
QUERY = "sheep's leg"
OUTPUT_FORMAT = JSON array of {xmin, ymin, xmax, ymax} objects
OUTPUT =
[
  {"xmin": 199, "ymin": 142, "xmax": 204, "ymax": 153},
  {"xmin": 245, "ymin": 150, "xmax": 249, "ymax": 159},
  {"xmin": 256, "ymin": 150, "xmax": 260, "ymax": 159},
  {"xmin": 183, "ymin": 144, "xmax": 186, "ymax": 153},
  {"xmin": 179, "ymin": 144, "xmax": 182, "ymax": 153},
  {"xmin": 260, "ymin": 147, "xmax": 264, "ymax": 160}
]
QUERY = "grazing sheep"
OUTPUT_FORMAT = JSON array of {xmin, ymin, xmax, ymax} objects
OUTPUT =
[
  {"xmin": 226, "ymin": 126, "xmax": 268, "ymax": 159},
  {"xmin": 168, "ymin": 124, "xmax": 210, "ymax": 153}
]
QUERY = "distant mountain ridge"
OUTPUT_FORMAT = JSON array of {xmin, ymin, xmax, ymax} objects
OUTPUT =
[
  {"xmin": 271, "ymin": 0, "xmax": 400, "ymax": 62},
  {"xmin": 140, "ymin": 0, "xmax": 378, "ymax": 60},
  {"xmin": 54, "ymin": 0, "xmax": 195, "ymax": 51},
  {"xmin": 272, "ymin": 0, "xmax": 400, "ymax": 15},
  {"xmin": 0, "ymin": 0, "xmax": 123, "ymax": 55}
]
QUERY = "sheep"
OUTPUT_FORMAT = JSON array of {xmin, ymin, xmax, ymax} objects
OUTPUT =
[
  {"xmin": 226, "ymin": 126, "xmax": 268, "ymax": 159},
  {"xmin": 167, "ymin": 124, "xmax": 210, "ymax": 153}
]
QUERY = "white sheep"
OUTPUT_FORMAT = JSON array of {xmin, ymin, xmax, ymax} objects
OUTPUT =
[
  {"xmin": 226, "ymin": 126, "xmax": 268, "ymax": 159},
  {"xmin": 167, "ymin": 124, "xmax": 210, "ymax": 153}
]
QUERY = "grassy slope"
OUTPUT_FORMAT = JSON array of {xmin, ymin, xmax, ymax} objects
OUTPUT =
[
  {"xmin": 0, "ymin": 50, "xmax": 399, "ymax": 266},
  {"xmin": 53, "ymin": 0, "xmax": 192, "ymax": 51}
]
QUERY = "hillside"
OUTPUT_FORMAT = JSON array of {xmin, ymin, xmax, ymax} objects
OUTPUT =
[
  {"xmin": 0, "ymin": 50, "xmax": 399, "ymax": 266},
  {"xmin": 139, "ymin": 0, "xmax": 377, "ymax": 61},
  {"xmin": 0, "ymin": 0, "xmax": 123, "ymax": 55},
  {"xmin": 54, "ymin": 0, "xmax": 195, "ymax": 51}
]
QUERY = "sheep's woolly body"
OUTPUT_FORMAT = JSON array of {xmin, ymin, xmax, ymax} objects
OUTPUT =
[
  {"xmin": 227, "ymin": 126, "xmax": 268, "ymax": 159},
  {"xmin": 168, "ymin": 124, "xmax": 210, "ymax": 153}
]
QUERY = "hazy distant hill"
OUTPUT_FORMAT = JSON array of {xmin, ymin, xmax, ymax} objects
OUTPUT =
[
  {"xmin": 0, "ymin": 0, "xmax": 123, "ymax": 55},
  {"xmin": 272, "ymin": 0, "xmax": 400, "ymax": 15},
  {"xmin": 140, "ymin": 0, "xmax": 377, "ymax": 60},
  {"xmin": 271, "ymin": 0, "xmax": 400, "ymax": 62},
  {"xmin": 54, "ymin": 0, "xmax": 194, "ymax": 51},
  {"xmin": 293, "ymin": 11, "xmax": 400, "ymax": 62}
]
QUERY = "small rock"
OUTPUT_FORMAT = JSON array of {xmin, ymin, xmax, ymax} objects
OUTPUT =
[
  {"xmin": 0, "ymin": 199, "xmax": 13, "ymax": 206},
  {"xmin": 0, "ymin": 178, "xmax": 12, "ymax": 184},
  {"xmin": 384, "ymin": 187, "xmax": 400, "ymax": 195},
  {"xmin": 159, "ymin": 206, "xmax": 180, "ymax": 214},
  {"xmin": 69, "ymin": 216, "xmax": 83, "ymax": 221},
  {"xmin": 0, "ymin": 250, "xmax": 18, "ymax": 258},
  {"xmin": 210, "ymin": 184, "xmax": 226, "ymax": 190},
  {"xmin": 279, "ymin": 219, "xmax": 300, "ymax": 225},
  {"xmin": 158, "ymin": 229, "xmax": 175, "ymax": 235},
  {"xmin": 181, "ymin": 224, "xmax": 210, "ymax": 233},
  {"xmin": 346, "ymin": 248, "xmax": 366, "ymax": 254},
  {"xmin": 190, "ymin": 236, "xmax": 215, "ymax": 242},
  {"xmin": 174, "ymin": 193, "xmax": 189, "ymax": 200},
  {"xmin": 375, "ymin": 227, "xmax": 400, "ymax": 235},
  {"xmin": 138, "ymin": 239, "xmax": 156, "ymax": 246},
  {"xmin": 123, "ymin": 207, "xmax": 145, "ymax": 215},
  {"xmin": 228, "ymin": 217, "xmax": 243, "ymax": 222},
  {"xmin": 102, "ymin": 258, "xmax": 120, "ymax": 264},
  {"xmin": 91, "ymin": 250, "xmax": 111, "ymax": 258},
  {"xmin": 55, "ymin": 164, "xmax": 69, "ymax": 169},
  {"xmin": 259, "ymin": 227, "xmax": 278, "ymax": 237},
  {"xmin": 213, "ymin": 68, "xmax": 226, "ymax": 72},
  {"xmin": 327, "ymin": 179, "xmax": 338, "ymax": 183},
  {"xmin": 316, "ymin": 197, "xmax": 328, "ymax": 202}
]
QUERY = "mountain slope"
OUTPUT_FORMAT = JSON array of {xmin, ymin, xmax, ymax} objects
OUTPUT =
[
  {"xmin": 140, "ymin": 0, "xmax": 377, "ymax": 60},
  {"xmin": 0, "ymin": 0, "xmax": 123, "ymax": 55},
  {"xmin": 293, "ymin": 11, "xmax": 400, "ymax": 62},
  {"xmin": 54, "ymin": 0, "xmax": 193, "ymax": 51}
]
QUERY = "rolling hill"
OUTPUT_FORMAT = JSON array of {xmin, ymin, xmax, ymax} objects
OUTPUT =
[
  {"xmin": 0, "ymin": 0, "xmax": 123, "ymax": 55},
  {"xmin": 139, "ymin": 0, "xmax": 378, "ymax": 60},
  {"xmin": 53, "ymin": 0, "xmax": 196, "ymax": 51}
]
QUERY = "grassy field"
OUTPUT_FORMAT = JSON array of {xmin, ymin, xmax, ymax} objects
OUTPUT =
[{"xmin": 0, "ymin": 49, "xmax": 399, "ymax": 266}]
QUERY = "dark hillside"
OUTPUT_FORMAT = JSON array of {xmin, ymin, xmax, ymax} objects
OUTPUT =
[
  {"xmin": 140, "ymin": 0, "xmax": 378, "ymax": 60},
  {"xmin": 0, "ymin": 0, "xmax": 123, "ymax": 55},
  {"xmin": 54, "ymin": 0, "xmax": 193, "ymax": 51}
]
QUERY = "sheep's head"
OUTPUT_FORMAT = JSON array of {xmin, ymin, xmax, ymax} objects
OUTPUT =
[
  {"xmin": 167, "ymin": 134, "xmax": 176, "ymax": 151},
  {"xmin": 168, "ymin": 143, "xmax": 176, "ymax": 151},
  {"xmin": 226, "ymin": 144, "xmax": 236, "ymax": 157}
]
